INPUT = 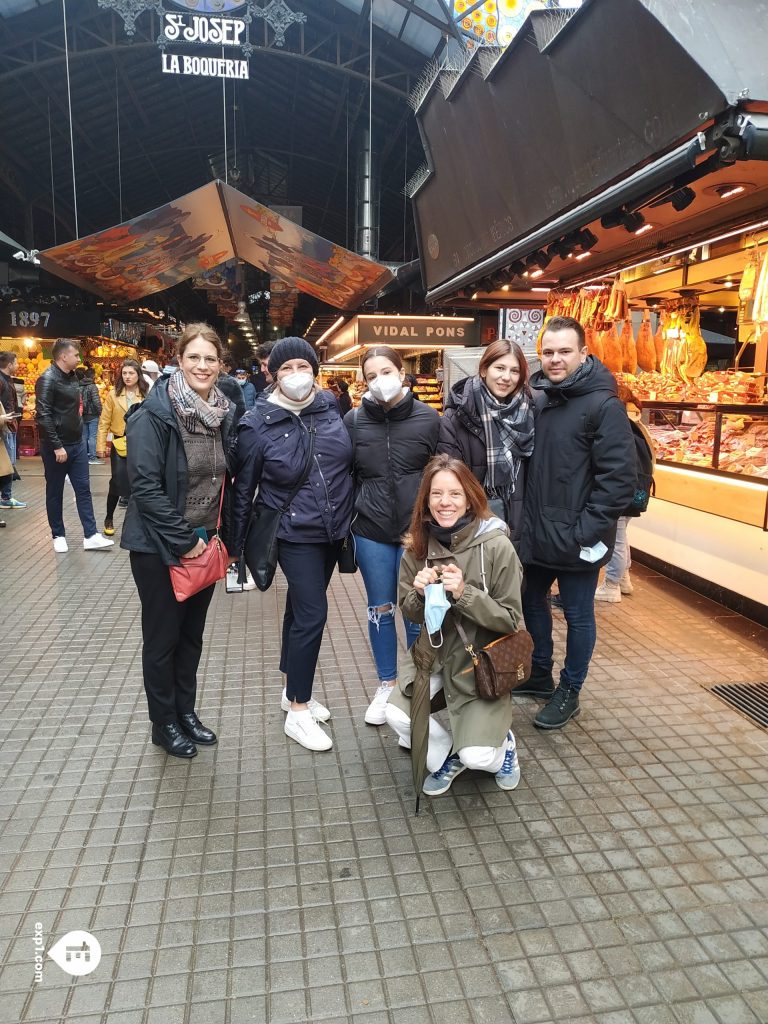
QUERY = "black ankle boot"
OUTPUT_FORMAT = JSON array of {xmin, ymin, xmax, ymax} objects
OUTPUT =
[
  {"xmin": 179, "ymin": 712, "xmax": 217, "ymax": 745},
  {"xmin": 534, "ymin": 684, "xmax": 581, "ymax": 730},
  {"xmin": 152, "ymin": 722, "xmax": 197, "ymax": 758},
  {"xmin": 511, "ymin": 663, "xmax": 555, "ymax": 700}
]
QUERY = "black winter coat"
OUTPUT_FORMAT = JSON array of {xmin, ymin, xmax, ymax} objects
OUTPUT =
[
  {"xmin": 518, "ymin": 357, "xmax": 636, "ymax": 571},
  {"xmin": 437, "ymin": 375, "xmax": 528, "ymax": 544},
  {"xmin": 120, "ymin": 378, "xmax": 237, "ymax": 565},
  {"xmin": 35, "ymin": 364, "xmax": 82, "ymax": 447},
  {"xmin": 231, "ymin": 389, "xmax": 353, "ymax": 551},
  {"xmin": 345, "ymin": 391, "xmax": 440, "ymax": 545}
]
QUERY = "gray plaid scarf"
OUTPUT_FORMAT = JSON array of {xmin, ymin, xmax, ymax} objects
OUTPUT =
[
  {"xmin": 168, "ymin": 370, "xmax": 229, "ymax": 435},
  {"xmin": 470, "ymin": 375, "xmax": 535, "ymax": 496}
]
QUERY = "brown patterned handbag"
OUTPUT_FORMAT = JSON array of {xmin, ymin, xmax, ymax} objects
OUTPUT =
[{"xmin": 453, "ymin": 614, "xmax": 533, "ymax": 701}]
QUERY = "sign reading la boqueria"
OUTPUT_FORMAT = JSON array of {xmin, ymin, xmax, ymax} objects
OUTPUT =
[{"xmin": 99, "ymin": 0, "xmax": 307, "ymax": 79}]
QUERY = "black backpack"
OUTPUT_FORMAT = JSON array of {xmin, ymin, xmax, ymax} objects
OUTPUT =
[
  {"xmin": 586, "ymin": 397, "xmax": 655, "ymax": 517},
  {"xmin": 81, "ymin": 383, "xmax": 97, "ymax": 419},
  {"xmin": 625, "ymin": 418, "xmax": 656, "ymax": 516}
]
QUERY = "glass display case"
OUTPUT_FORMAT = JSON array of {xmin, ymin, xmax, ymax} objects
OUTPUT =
[
  {"xmin": 642, "ymin": 401, "xmax": 768, "ymax": 530},
  {"xmin": 644, "ymin": 402, "xmax": 768, "ymax": 479}
]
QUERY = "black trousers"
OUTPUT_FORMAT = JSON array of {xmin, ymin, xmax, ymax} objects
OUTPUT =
[
  {"xmin": 130, "ymin": 551, "xmax": 215, "ymax": 725},
  {"xmin": 277, "ymin": 540, "xmax": 340, "ymax": 704}
]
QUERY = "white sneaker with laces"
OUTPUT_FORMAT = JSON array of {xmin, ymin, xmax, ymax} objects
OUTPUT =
[
  {"xmin": 495, "ymin": 731, "xmax": 521, "ymax": 791},
  {"xmin": 594, "ymin": 579, "xmax": 621, "ymax": 603},
  {"xmin": 280, "ymin": 689, "xmax": 331, "ymax": 722},
  {"xmin": 364, "ymin": 684, "xmax": 394, "ymax": 726},
  {"xmin": 53, "ymin": 536, "xmax": 68, "ymax": 553},
  {"xmin": 619, "ymin": 571, "xmax": 634, "ymax": 595},
  {"xmin": 284, "ymin": 709, "xmax": 332, "ymax": 751},
  {"xmin": 83, "ymin": 533, "xmax": 115, "ymax": 550}
]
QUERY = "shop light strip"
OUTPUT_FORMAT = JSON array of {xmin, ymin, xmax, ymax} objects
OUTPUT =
[
  {"xmin": 315, "ymin": 316, "xmax": 345, "ymax": 346},
  {"xmin": 571, "ymin": 218, "xmax": 768, "ymax": 288},
  {"xmin": 328, "ymin": 344, "xmax": 362, "ymax": 362},
  {"xmin": 658, "ymin": 463, "xmax": 768, "ymax": 491}
]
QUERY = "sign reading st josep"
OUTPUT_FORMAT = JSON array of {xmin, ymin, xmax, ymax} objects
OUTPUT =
[{"xmin": 100, "ymin": 0, "xmax": 307, "ymax": 80}]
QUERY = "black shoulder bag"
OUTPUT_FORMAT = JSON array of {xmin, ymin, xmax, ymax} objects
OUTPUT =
[
  {"xmin": 239, "ymin": 418, "xmax": 315, "ymax": 592},
  {"xmin": 336, "ymin": 407, "xmax": 359, "ymax": 574}
]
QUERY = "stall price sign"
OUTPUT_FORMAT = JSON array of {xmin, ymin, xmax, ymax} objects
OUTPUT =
[{"xmin": 1, "ymin": 306, "xmax": 101, "ymax": 339}]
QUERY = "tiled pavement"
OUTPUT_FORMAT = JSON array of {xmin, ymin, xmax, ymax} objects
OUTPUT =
[{"xmin": 2, "ymin": 461, "xmax": 768, "ymax": 1024}]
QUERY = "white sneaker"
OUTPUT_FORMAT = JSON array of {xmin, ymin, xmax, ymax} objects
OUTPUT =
[
  {"xmin": 365, "ymin": 684, "xmax": 394, "ymax": 726},
  {"xmin": 595, "ymin": 579, "xmax": 621, "ymax": 603},
  {"xmin": 619, "ymin": 571, "xmax": 634, "ymax": 595},
  {"xmin": 242, "ymin": 568, "xmax": 256, "ymax": 591},
  {"xmin": 284, "ymin": 709, "xmax": 332, "ymax": 751},
  {"xmin": 83, "ymin": 533, "xmax": 115, "ymax": 550},
  {"xmin": 280, "ymin": 689, "xmax": 330, "ymax": 722},
  {"xmin": 52, "ymin": 536, "xmax": 68, "ymax": 553}
]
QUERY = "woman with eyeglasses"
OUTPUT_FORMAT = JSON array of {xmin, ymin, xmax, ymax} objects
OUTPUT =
[{"xmin": 122, "ymin": 323, "xmax": 236, "ymax": 759}]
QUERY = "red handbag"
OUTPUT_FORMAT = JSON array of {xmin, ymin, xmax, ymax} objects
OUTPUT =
[{"xmin": 169, "ymin": 485, "xmax": 230, "ymax": 602}]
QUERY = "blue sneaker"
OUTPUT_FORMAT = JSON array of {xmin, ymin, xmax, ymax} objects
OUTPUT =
[
  {"xmin": 422, "ymin": 754, "xmax": 467, "ymax": 797},
  {"xmin": 0, "ymin": 497, "xmax": 27, "ymax": 509},
  {"xmin": 495, "ymin": 731, "xmax": 521, "ymax": 791}
]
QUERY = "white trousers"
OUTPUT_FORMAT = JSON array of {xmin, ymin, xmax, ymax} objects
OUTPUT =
[{"xmin": 385, "ymin": 672, "xmax": 510, "ymax": 774}]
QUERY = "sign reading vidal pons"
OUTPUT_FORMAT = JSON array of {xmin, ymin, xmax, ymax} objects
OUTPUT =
[{"xmin": 161, "ymin": 53, "xmax": 249, "ymax": 79}]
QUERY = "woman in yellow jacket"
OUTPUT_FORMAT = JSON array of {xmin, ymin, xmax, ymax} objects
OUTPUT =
[{"xmin": 97, "ymin": 358, "xmax": 148, "ymax": 535}]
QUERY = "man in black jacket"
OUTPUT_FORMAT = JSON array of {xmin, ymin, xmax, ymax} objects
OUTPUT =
[
  {"xmin": 35, "ymin": 339, "xmax": 114, "ymax": 553},
  {"xmin": 516, "ymin": 316, "xmax": 635, "ymax": 729}
]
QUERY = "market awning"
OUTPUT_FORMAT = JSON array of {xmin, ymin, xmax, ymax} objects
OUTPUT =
[
  {"xmin": 38, "ymin": 181, "xmax": 393, "ymax": 310},
  {"xmin": 411, "ymin": 0, "xmax": 768, "ymax": 302}
]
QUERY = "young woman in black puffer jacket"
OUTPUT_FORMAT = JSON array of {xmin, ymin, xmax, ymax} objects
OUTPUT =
[
  {"xmin": 437, "ymin": 339, "xmax": 534, "ymax": 546},
  {"xmin": 345, "ymin": 346, "xmax": 440, "ymax": 727}
]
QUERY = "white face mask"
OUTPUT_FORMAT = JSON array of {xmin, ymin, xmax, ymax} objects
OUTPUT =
[
  {"xmin": 279, "ymin": 371, "xmax": 315, "ymax": 401},
  {"xmin": 368, "ymin": 374, "xmax": 403, "ymax": 404}
]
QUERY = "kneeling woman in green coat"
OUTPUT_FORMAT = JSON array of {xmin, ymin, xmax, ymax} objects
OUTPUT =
[{"xmin": 386, "ymin": 454, "xmax": 525, "ymax": 797}]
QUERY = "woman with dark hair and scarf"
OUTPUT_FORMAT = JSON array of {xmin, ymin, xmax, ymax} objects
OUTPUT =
[
  {"xmin": 121, "ymin": 323, "xmax": 236, "ymax": 759},
  {"xmin": 438, "ymin": 339, "xmax": 534, "ymax": 546}
]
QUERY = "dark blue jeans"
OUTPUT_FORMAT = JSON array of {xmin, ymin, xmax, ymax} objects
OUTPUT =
[
  {"xmin": 277, "ymin": 539, "xmax": 340, "ymax": 704},
  {"xmin": 522, "ymin": 563, "xmax": 600, "ymax": 692},
  {"xmin": 40, "ymin": 440, "xmax": 97, "ymax": 539}
]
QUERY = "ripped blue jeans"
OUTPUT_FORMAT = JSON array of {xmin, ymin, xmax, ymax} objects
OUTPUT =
[{"xmin": 353, "ymin": 533, "xmax": 421, "ymax": 682}]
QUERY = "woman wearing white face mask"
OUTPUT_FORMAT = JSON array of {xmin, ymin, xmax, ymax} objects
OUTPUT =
[
  {"xmin": 345, "ymin": 346, "xmax": 440, "ymax": 727},
  {"xmin": 231, "ymin": 337, "xmax": 354, "ymax": 752}
]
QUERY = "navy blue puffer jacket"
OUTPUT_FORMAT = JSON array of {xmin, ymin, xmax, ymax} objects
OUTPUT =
[{"xmin": 231, "ymin": 389, "xmax": 353, "ymax": 551}]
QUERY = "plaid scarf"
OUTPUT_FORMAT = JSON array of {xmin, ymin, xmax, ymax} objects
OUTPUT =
[
  {"xmin": 168, "ymin": 370, "xmax": 229, "ymax": 435},
  {"xmin": 470, "ymin": 375, "xmax": 534, "ymax": 497}
]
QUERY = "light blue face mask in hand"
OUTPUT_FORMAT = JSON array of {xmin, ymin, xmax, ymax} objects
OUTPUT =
[{"xmin": 424, "ymin": 581, "xmax": 451, "ymax": 647}]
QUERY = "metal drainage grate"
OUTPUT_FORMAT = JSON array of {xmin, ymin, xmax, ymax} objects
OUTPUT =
[{"xmin": 710, "ymin": 683, "xmax": 768, "ymax": 729}]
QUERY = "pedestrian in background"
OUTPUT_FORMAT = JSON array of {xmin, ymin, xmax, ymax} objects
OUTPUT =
[
  {"xmin": 234, "ymin": 367, "xmax": 257, "ymax": 410},
  {"xmin": 346, "ymin": 346, "xmax": 439, "ymax": 726},
  {"xmin": 232, "ymin": 337, "xmax": 353, "ymax": 752},
  {"xmin": 80, "ymin": 366, "xmax": 102, "ymax": 464},
  {"xmin": 35, "ymin": 339, "xmax": 114, "ymax": 552},
  {"xmin": 336, "ymin": 379, "xmax": 352, "ymax": 416},
  {"xmin": 438, "ymin": 339, "xmax": 534, "ymax": 546},
  {"xmin": 122, "ymin": 323, "xmax": 235, "ymax": 759},
  {"xmin": 0, "ymin": 351, "xmax": 26, "ymax": 510},
  {"xmin": 141, "ymin": 359, "xmax": 161, "ymax": 391},
  {"xmin": 97, "ymin": 358, "xmax": 147, "ymax": 537}
]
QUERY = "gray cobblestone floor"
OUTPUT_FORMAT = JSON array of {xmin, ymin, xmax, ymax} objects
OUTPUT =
[{"xmin": 1, "ymin": 462, "xmax": 768, "ymax": 1024}]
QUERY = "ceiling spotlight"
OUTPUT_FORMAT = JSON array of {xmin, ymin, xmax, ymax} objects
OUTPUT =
[
  {"xmin": 528, "ymin": 269, "xmax": 544, "ymax": 279},
  {"xmin": 600, "ymin": 208, "xmax": 626, "ymax": 230},
  {"xmin": 471, "ymin": 292, "xmax": 479, "ymax": 300},
  {"xmin": 501, "ymin": 284, "xmax": 510, "ymax": 291},
  {"xmin": 718, "ymin": 306, "xmax": 726, "ymax": 313},
  {"xmin": 576, "ymin": 228, "xmax": 598, "ymax": 250},
  {"xmin": 670, "ymin": 186, "xmax": 696, "ymax": 212},
  {"xmin": 622, "ymin": 211, "xmax": 646, "ymax": 233},
  {"xmin": 723, "ymin": 279, "xmax": 734, "ymax": 288},
  {"xmin": 525, "ymin": 250, "xmax": 552, "ymax": 273},
  {"xmin": 574, "ymin": 251, "xmax": 592, "ymax": 261}
]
